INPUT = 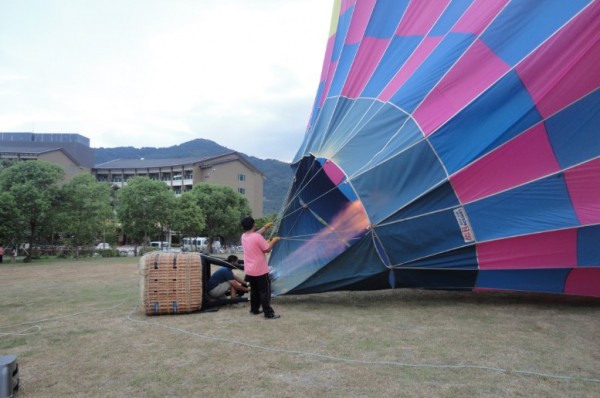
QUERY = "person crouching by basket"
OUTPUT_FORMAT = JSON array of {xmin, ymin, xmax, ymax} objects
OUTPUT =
[
  {"xmin": 241, "ymin": 216, "xmax": 281, "ymax": 319},
  {"xmin": 207, "ymin": 266, "xmax": 249, "ymax": 300}
]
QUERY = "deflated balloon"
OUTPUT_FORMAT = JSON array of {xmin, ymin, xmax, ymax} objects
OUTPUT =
[{"xmin": 269, "ymin": 0, "xmax": 600, "ymax": 297}]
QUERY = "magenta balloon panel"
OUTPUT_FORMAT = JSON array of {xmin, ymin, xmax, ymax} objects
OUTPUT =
[{"xmin": 269, "ymin": 0, "xmax": 600, "ymax": 297}]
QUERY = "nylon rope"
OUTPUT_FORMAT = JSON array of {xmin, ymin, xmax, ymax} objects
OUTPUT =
[
  {"xmin": 126, "ymin": 301, "xmax": 600, "ymax": 385},
  {"xmin": 2, "ymin": 294, "xmax": 597, "ymax": 384}
]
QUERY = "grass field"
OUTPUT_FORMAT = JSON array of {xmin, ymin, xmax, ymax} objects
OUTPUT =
[{"xmin": 0, "ymin": 257, "xmax": 599, "ymax": 397}]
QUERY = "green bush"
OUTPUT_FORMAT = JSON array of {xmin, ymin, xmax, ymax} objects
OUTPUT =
[
  {"xmin": 138, "ymin": 246, "xmax": 159, "ymax": 256},
  {"xmin": 138, "ymin": 246, "xmax": 160, "ymax": 256},
  {"xmin": 98, "ymin": 249, "xmax": 120, "ymax": 257}
]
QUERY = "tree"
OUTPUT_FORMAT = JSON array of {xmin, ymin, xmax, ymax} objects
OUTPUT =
[
  {"xmin": 0, "ymin": 191, "xmax": 19, "ymax": 248},
  {"xmin": 116, "ymin": 177, "xmax": 175, "ymax": 251},
  {"xmin": 188, "ymin": 183, "xmax": 252, "ymax": 250},
  {"xmin": 255, "ymin": 214, "xmax": 278, "ymax": 228},
  {"xmin": 0, "ymin": 161, "xmax": 64, "ymax": 261},
  {"xmin": 171, "ymin": 193, "xmax": 206, "ymax": 239},
  {"xmin": 0, "ymin": 159, "xmax": 16, "ymax": 169},
  {"xmin": 58, "ymin": 174, "xmax": 113, "ymax": 259}
]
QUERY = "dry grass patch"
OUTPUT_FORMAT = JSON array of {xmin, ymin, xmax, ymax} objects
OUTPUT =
[{"xmin": 0, "ymin": 257, "xmax": 598, "ymax": 397}]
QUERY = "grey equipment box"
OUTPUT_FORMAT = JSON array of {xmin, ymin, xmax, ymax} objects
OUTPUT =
[{"xmin": 0, "ymin": 355, "xmax": 18, "ymax": 398}]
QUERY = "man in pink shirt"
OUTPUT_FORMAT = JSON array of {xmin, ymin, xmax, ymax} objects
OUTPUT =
[{"xmin": 241, "ymin": 216, "xmax": 281, "ymax": 319}]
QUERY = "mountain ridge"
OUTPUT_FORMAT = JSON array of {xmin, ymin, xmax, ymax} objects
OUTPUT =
[{"xmin": 94, "ymin": 138, "xmax": 293, "ymax": 215}]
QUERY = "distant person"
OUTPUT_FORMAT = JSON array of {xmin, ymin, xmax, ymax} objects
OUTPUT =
[
  {"xmin": 0, "ymin": 244, "xmax": 3, "ymax": 263},
  {"xmin": 241, "ymin": 216, "xmax": 281, "ymax": 319},
  {"xmin": 207, "ymin": 265, "xmax": 249, "ymax": 300}
]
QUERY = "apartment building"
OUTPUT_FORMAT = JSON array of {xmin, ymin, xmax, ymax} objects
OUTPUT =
[
  {"xmin": 1, "ymin": 133, "xmax": 266, "ymax": 217},
  {"xmin": 92, "ymin": 152, "xmax": 265, "ymax": 217},
  {"xmin": 0, "ymin": 132, "xmax": 92, "ymax": 180}
]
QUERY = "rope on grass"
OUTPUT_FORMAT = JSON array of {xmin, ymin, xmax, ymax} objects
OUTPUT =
[
  {"xmin": 0, "ymin": 294, "xmax": 133, "ymax": 338},
  {"xmin": 125, "ymin": 301, "xmax": 600, "ymax": 385},
  {"xmin": 0, "ymin": 325, "xmax": 41, "ymax": 337}
]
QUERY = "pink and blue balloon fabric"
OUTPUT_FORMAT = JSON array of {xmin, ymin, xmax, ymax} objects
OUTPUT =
[{"xmin": 269, "ymin": 0, "xmax": 600, "ymax": 297}]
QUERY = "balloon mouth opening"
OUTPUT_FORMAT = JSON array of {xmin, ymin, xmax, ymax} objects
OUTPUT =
[{"xmin": 269, "ymin": 155, "xmax": 371, "ymax": 293}]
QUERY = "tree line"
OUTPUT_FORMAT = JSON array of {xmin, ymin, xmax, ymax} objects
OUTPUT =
[{"xmin": 0, "ymin": 160, "xmax": 265, "ymax": 261}]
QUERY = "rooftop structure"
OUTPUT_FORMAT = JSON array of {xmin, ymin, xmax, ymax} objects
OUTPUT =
[
  {"xmin": 93, "ymin": 151, "xmax": 265, "ymax": 217},
  {"xmin": 0, "ymin": 132, "xmax": 94, "ymax": 168}
]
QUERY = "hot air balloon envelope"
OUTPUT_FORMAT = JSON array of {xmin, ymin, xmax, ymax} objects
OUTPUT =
[{"xmin": 270, "ymin": 0, "xmax": 600, "ymax": 298}]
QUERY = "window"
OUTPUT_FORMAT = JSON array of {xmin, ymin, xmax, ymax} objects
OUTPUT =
[
  {"xmin": 238, "ymin": 187, "xmax": 246, "ymax": 195},
  {"xmin": 238, "ymin": 174, "xmax": 246, "ymax": 181}
]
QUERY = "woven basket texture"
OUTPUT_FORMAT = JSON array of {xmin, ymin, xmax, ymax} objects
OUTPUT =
[{"xmin": 139, "ymin": 252, "xmax": 203, "ymax": 315}]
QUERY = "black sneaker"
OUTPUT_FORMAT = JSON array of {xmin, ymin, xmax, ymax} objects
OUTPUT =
[
  {"xmin": 249, "ymin": 310, "xmax": 263, "ymax": 315},
  {"xmin": 265, "ymin": 313, "xmax": 280, "ymax": 319}
]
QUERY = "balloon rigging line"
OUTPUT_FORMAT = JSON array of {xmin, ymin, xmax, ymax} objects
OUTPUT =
[
  {"xmin": 277, "ymin": 156, "xmax": 363, "ymax": 223},
  {"xmin": 283, "ymin": 151, "xmax": 600, "ymax": 242},
  {"xmin": 4, "ymin": 291, "xmax": 597, "ymax": 384},
  {"xmin": 280, "ymin": 187, "xmax": 365, "ymax": 246},
  {"xmin": 314, "ymin": 0, "xmax": 450, "ymax": 136},
  {"xmin": 299, "ymin": 201, "xmax": 354, "ymax": 248},
  {"xmin": 409, "ymin": 1, "xmax": 509, "ymax": 136},
  {"xmin": 313, "ymin": 96, "xmax": 344, "ymax": 152},
  {"xmin": 312, "ymin": 2, "xmax": 597, "ymax": 181},
  {"xmin": 313, "ymin": 97, "xmax": 380, "ymax": 160},
  {"xmin": 412, "ymin": 0, "xmax": 589, "ymax": 148},
  {"xmin": 279, "ymin": 174, "xmax": 345, "ymax": 222},
  {"xmin": 350, "ymin": 2, "xmax": 451, "ymax": 112},
  {"xmin": 0, "ymin": 294, "xmax": 134, "ymax": 338},
  {"xmin": 310, "ymin": 0, "xmax": 583, "ymax": 184},
  {"xmin": 274, "ymin": 1, "xmax": 598, "ymax": 382},
  {"xmin": 349, "ymin": 111, "xmax": 414, "ymax": 178},
  {"xmin": 0, "ymin": 325, "xmax": 41, "ymax": 337},
  {"xmin": 323, "ymin": 99, "xmax": 385, "ymax": 156},
  {"xmin": 274, "ymin": 173, "xmax": 295, "ymax": 225},
  {"xmin": 349, "ymin": 130, "xmax": 428, "ymax": 181},
  {"xmin": 280, "ymin": 232, "xmax": 364, "ymax": 242},
  {"xmin": 126, "ymin": 301, "xmax": 600, "ymax": 385},
  {"xmin": 284, "ymin": 101, "xmax": 599, "ymax": 237},
  {"xmin": 279, "ymin": 172, "xmax": 443, "ymax": 242},
  {"xmin": 277, "ymin": 157, "xmax": 321, "ymax": 218}
]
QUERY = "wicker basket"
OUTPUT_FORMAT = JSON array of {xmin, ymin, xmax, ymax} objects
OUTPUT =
[{"xmin": 139, "ymin": 252, "xmax": 204, "ymax": 315}]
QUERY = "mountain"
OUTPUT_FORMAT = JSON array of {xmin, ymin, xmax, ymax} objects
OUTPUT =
[{"xmin": 94, "ymin": 139, "xmax": 293, "ymax": 215}]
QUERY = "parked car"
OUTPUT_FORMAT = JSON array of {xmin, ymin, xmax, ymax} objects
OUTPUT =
[
  {"xmin": 96, "ymin": 242, "xmax": 111, "ymax": 250},
  {"xmin": 150, "ymin": 241, "xmax": 170, "ymax": 250},
  {"xmin": 212, "ymin": 240, "xmax": 222, "ymax": 253},
  {"xmin": 181, "ymin": 237, "xmax": 208, "ymax": 253}
]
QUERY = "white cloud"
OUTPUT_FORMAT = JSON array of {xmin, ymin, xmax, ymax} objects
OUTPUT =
[{"xmin": 0, "ymin": 0, "xmax": 332, "ymax": 162}]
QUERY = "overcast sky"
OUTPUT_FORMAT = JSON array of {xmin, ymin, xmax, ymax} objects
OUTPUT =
[{"xmin": 0, "ymin": 0, "xmax": 332, "ymax": 162}]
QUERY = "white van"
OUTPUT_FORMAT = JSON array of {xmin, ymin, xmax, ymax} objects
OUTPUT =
[
  {"xmin": 182, "ymin": 237, "xmax": 208, "ymax": 253},
  {"xmin": 149, "ymin": 241, "xmax": 169, "ymax": 250}
]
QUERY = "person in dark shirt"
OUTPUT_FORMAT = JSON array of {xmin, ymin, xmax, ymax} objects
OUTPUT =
[{"xmin": 207, "ymin": 266, "xmax": 249, "ymax": 299}]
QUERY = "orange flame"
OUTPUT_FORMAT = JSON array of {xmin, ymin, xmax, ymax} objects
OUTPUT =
[{"xmin": 275, "ymin": 200, "xmax": 370, "ymax": 274}]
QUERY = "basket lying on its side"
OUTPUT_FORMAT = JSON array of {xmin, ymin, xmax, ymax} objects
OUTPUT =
[{"xmin": 140, "ymin": 252, "xmax": 203, "ymax": 315}]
